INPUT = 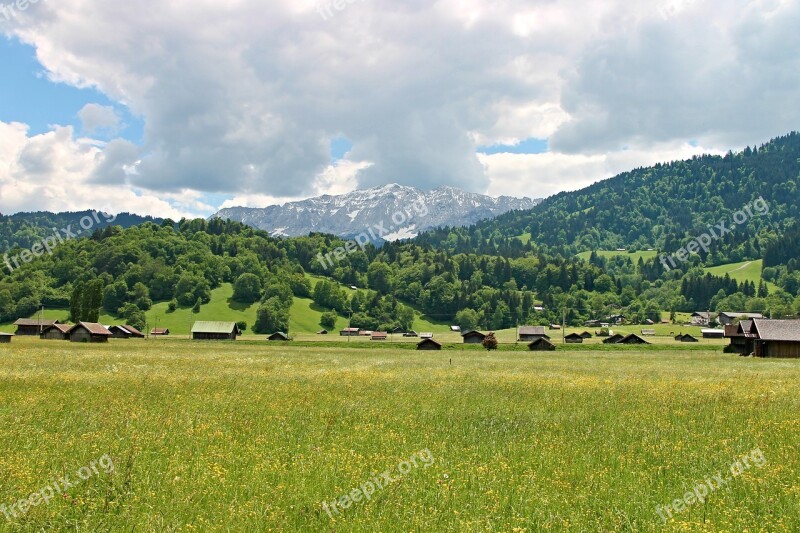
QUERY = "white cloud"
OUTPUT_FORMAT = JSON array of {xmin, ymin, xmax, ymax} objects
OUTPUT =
[
  {"xmin": 78, "ymin": 103, "xmax": 120, "ymax": 134},
  {"xmin": 1, "ymin": 0, "xmax": 798, "ymax": 215}
]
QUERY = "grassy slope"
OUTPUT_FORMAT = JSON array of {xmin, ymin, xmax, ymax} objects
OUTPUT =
[
  {"xmin": 704, "ymin": 259, "xmax": 779, "ymax": 293},
  {"xmin": 0, "ymin": 338, "xmax": 796, "ymax": 531},
  {"xmin": 576, "ymin": 250, "xmax": 659, "ymax": 263}
]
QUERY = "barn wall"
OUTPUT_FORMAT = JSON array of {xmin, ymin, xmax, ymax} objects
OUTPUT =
[{"xmin": 765, "ymin": 341, "xmax": 800, "ymax": 358}]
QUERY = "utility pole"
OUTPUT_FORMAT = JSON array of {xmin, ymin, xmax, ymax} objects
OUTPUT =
[{"xmin": 562, "ymin": 308, "xmax": 566, "ymax": 344}]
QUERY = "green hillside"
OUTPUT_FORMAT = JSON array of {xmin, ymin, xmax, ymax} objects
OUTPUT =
[
  {"xmin": 576, "ymin": 250, "xmax": 658, "ymax": 263},
  {"xmin": 704, "ymin": 260, "xmax": 778, "ymax": 293}
]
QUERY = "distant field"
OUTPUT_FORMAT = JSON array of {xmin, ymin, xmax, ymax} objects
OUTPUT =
[
  {"xmin": 576, "ymin": 250, "xmax": 659, "ymax": 263},
  {"xmin": 704, "ymin": 260, "xmax": 779, "ymax": 293},
  {"xmin": 0, "ymin": 338, "xmax": 797, "ymax": 530}
]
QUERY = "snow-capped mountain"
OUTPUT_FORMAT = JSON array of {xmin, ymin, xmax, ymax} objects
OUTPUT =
[{"xmin": 212, "ymin": 184, "xmax": 540, "ymax": 240}]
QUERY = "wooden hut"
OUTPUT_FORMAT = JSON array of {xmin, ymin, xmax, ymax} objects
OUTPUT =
[
  {"xmin": 618, "ymin": 334, "xmax": 650, "ymax": 345},
  {"xmin": 417, "ymin": 338, "xmax": 442, "ymax": 351},
  {"xmin": 14, "ymin": 318, "xmax": 59, "ymax": 336},
  {"xmin": 461, "ymin": 330, "xmax": 486, "ymax": 344},
  {"xmin": 40, "ymin": 323, "xmax": 71, "ymax": 340},
  {"xmin": 564, "ymin": 333, "xmax": 584, "ymax": 344},
  {"xmin": 68, "ymin": 322, "xmax": 112, "ymax": 343},
  {"xmin": 579, "ymin": 331, "xmax": 593, "ymax": 339},
  {"xmin": 518, "ymin": 326, "xmax": 548, "ymax": 342},
  {"xmin": 340, "ymin": 328, "xmax": 360, "ymax": 337},
  {"xmin": 109, "ymin": 325, "xmax": 145, "ymax": 339},
  {"xmin": 603, "ymin": 333, "xmax": 625, "ymax": 344},
  {"xmin": 150, "ymin": 328, "xmax": 170, "ymax": 336},
  {"xmin": 191, "ymin": 322, "xmax": 241, "ymax": 341},
  {"xmin": 528, "ymin": 338, "xmax": 556, "ymax": 351},
  {"xmin": 371, "ymin": 332, "xmax": 388, "ymax": 341},
  {"xmin": 268, "ymin": 332, "xmax": 290, "ymax": 341},
  {"xmin": 674, "ymin": 333, "xmax": 699, "ymax": 343},
  {"xmin": 750, "ymin": 319, "xmax": 800, "ymax": 358},
  {"xmin": 0, "ymin": 332, "xmax": 13, "ymax": 343},
  {"xmin": 701, "ymin": 329, "xmax": 725, "ymax": 339}
]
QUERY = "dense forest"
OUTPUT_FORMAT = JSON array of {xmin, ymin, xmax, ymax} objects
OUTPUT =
[{"xmin": 1, "ymin": 134, "xmax": 799, "ymax": 331}]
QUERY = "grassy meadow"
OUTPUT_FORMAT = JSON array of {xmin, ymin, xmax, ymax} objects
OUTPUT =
[{"xmin": 1, "ymin": 337, "xmax": 798, "ymax": 531}]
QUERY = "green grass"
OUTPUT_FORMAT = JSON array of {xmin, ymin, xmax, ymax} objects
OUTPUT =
[
  {"xmin": 516, "ymin": 232, "xmax": 532, "ymax": 245},
  {"xmin": 0, "ymin": 338, "xmax": 797, "ymax": 531},
  {"xmin": 576, "ymin": 250, "xmax": 659, "ymax": 263},
  {"xmin": 704, "ymin": 260, "xmax": 779, "ymax": 293}
]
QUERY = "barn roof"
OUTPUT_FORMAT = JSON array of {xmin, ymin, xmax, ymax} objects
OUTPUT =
[
  {"xmin": 519, "ymin": 326, "xmax": 546, "ymax": 336},
  {"xmin": 191, "ymin": 321, "xmax": 239, "ymax": 334},
  {"xmin": 752, "ymin": 319, "xmax": 800, "ymax": 342},
  {"xmin": 719, "ymin": 312, "xmax": 764, "ymax": 319},
  {"xmin": 43, "ymin": 323, "xmax": 72, "ymax": 334},
  {"xmin": 14, "ymin": 318, "xmax": 59, "ymax": 327},
  {"xmin": 69, "ymin": 322, "xmax": 112, "ymax": 336},
  {"xmin": 0, "ymin": 332, "xmax": 14, "ymax": 336},
  {"xmin": 461, "ymin": 330, "xmax": 486, "ymax": 338}
]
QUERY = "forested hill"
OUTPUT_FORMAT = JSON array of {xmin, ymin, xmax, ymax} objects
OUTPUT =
[
  {"xmin": 416, "ymin": 132, "xmax": 800, "ymax": 255},
  {"xmin": 0, "ymin": 211, "xmax": 162, "ymax": 250}
]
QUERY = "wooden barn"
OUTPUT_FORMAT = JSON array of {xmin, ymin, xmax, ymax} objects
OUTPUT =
[
  {"xmin": 603, "ymin": 334, "xmax": 625, "ymax": 344},
  {"xmin": 417, "ymin": 338, "xmax": 442, "ymax": 351},
  {"xmin": 109, "ymin": 325, "xmax": 145, "ymax": 339},
  {"xmin": 564, "ymin": 333, "xmax": 584, "ymax": 344},
  {"xmin": 150, "ymin": 328, "xmax": 170, "ymax": 336},
  {"xmin": 40, "ymin": 323, "xmax": 71, "ymax": 340},
  {"xmin": 675, "ymin": 333, "xmax": 699, "ymax": 343},
  {"xmin": 718, "ymin": 312, "xmax": 764, "ymax": 326},
  {"xmin": 518, "ymin": 326, "xmax": 549, "ymax": 342},
  {"xmin": 191, "ymin": 322, "xmax": 241, "ymax": 341},
  {"xmin": 461, "ymin": 330, "xmax": 486, "ymax": 344},
  {"xmin": 579, "ymin": 331, "xmax": 593, "ymax": 339},
  {"xmin": 68, "ymin": 322, "xmax": 112, "ymax": 343},
  {"xmin": 528, "ymin": 338, "xmax": 556, "ymax": 351},
  {"xmin": 0, "ymin": 332, "xmax": 13, "ymax": 343},
  {"xmin": 749, "ymin": 319, "xmax": 800, "ymax": 358},
  {"xmin": 14, "ymin": 318, "xmax": 60, "ymax": 336},
  {"xmin": 724, "ymin": 320, "xmax": 756, "ymax": 355},
  {"xmin": 268, "ymin": 332, "xmax": 290, "ymax": 341},
  {"xmin": 618, "ymin": 334, "xmax": 650, "ymax": 345},
  {"xmin": 371, "ymin": 332, "xmax": 388, "ymax": 341},
  {"xmin": 340, "ymin": 328, "xmax": 360, "ymax": 337}
]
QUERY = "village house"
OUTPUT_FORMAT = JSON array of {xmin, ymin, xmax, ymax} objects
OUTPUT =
[
  {"xmin": 717, "ymin": 312, "xmax": 764, "ymax": 326},
  {"xmin": 518, "ymin": 326, "xmax": 549, "ymax": 342},
  {"xmin": 68, "ymin": 322, "xmax": 113, "ymax": 343},
  {"xmin": 191, "ymin": 322, "xmax": 241, "ymax": 341},
  {"xmin": 462, "ymin": 330, "xmax": 486, "ymax": 344},
  {"xmin": 691, "ymin": 312, "xmax": 711, "ymax": 326},
  {"xmin": 40, "ymin": 323, "xmax": 72, "ymax": 340},
  {"xmin": 14, "ymin": 318, "xmax": 60, "ymax": 336}
]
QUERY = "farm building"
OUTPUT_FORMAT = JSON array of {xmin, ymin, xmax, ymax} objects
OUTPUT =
[
  {"xmin": 518, "ymin": 326, "xmax": 549, "ymax": 342},
  {"xmin": 150, "ymin": 328, "xmax": 170, "ymax": 336},
  {"xmin": 450, "ymin": 326, "xmax": 461, "ymax": 332},
  {"xmin": 372, "ymin": 332, "xmax": 388, "ymax": 341},
  {"xmin": 748, "ymin": 319, "xmax": 800, "ymax": 358},
  {"xmin": 702, "ymin": 329, "xmax": 725, "ymax": 339},
  {"xmin": 340, "ymin": 328, "xmax": 360, "ymax": 337},
  {"xmin": 391, "ymin": 327, "xmax": 406, "ymax": 334},
  {"xmin": 724, "ymin": 320, "xmax": 756, "ymax": 355},
  {"xmin": 68, "ymin": 323, "xmax": 112, "ymax": 343},
  {"xmin": 618, "ymin": 334, "xmax": 650, "ymax": 345},
  {"xmin": 420, "ymin": 332, "xmax": 434, "ymax": 339},
  {"xmin": 0, "ymin": 332, "xmax": 13, "ymax": 343},
  {"xmin": 109, "ymin": 325, "xmax": 145, "ymax": 339},
  {"xmin": 564, "ymin": 333, "xmax": 584, "ymax": 344},
  {"xmin": 641, "ymin": 329, "xmax": 656, "ymax": 336},
  {"xmin": 268, "ymin": 332, "xmax": 290, "ymax": 341},
  {"xmin": 579, "ymin": 331, "xmax": 593, "ymax": 339},
  {"xmin": 191, "ymin": 322, "xmax": 241, "ymax": 341},
  {"xmin": 417, "ymin": 338, "xmax": 442, "ymax": 351},
  {"xmin": 603, "ymin": 334, "xmax": 624, "ymax": 344},
  {"xmin": 528, "ymin": 338, "xmax": 556, "ymax": 351},
  {"xmin": 403, "ymin": 331, "xmax": 419, "ymax": 337},
  {"xmin": 14, "ymin": 318, "xmax": 60, "ymax": 336},
  {"xmin": 675, "ymin": 334, "xmax": 699, "ymax": 343},
  {"xmin": 717, "ymin": 312, "xmax": 764, "ymax": 326},
  {"xmin": 462, "ymin": 330, "xmax": 486, "ymax": 344},
  {"xmin": 691, "ymin": 312, "xmax": 711, "ymax": 326},
  {"xmin": 40, "ymin": 323, "xmax": 71, "ymax": 340},
  {"xmin": 317, "ymin": 330, "xmax": 328, "ymax": 335}
]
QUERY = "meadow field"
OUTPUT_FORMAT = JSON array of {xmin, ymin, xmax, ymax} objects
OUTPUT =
[{"xmin": 1, "ymin": 338, "xmax": 798, "ymax": 531}]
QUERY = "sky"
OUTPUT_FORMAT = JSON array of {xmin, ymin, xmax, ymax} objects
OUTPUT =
[{"xmin": 0, "ymin": 0, "xmax": 798, "ymax": 219}]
